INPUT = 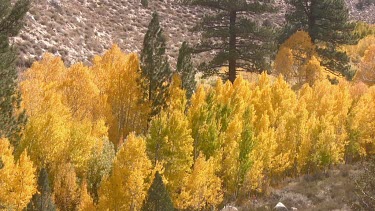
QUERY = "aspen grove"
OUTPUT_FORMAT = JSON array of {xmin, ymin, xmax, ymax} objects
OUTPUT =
[{"xmin": 1, "ymin": 40, "xmax": 375, "ymax": 209}]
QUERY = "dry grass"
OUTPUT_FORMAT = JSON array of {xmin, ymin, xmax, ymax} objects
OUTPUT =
[
  {"xmin": 238, "ymin": 164, "xmax": 364, "ymax": 211},
  {"xmin": 12, "ymin": 0, "xmax": 215, "ymax": 67}
]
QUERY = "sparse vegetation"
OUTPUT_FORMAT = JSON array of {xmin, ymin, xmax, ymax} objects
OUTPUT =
[{"xmin": 352, "ymin": 157, "xmax": 375, "ymax": 210}]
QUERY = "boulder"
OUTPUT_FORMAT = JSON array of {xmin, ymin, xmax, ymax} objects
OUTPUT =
[
  {"xmin": 221, "ymin": 205, "xmax": 238, "ymax": 211},
  {"xmin": 274, "ymin": 202, "xmax": 288, "ymax": 211}
]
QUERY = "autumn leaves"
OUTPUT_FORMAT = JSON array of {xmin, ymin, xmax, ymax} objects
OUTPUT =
[{"xmin": 2, "ymin": 44, "xmax": 375, "ymax": 210}]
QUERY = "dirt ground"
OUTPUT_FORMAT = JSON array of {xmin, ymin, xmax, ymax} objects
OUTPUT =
[{"xmin": 238, "ymin": 164, "xmax": 365, "ymax": 211}]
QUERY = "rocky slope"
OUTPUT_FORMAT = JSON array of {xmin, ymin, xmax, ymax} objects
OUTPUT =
[
  {"xmin": 238, "ymin": 164, "xmax": 364, "ymax": 211},
  {"xmin": 11, "ymin": 0, "xmax": 375, "ymax": 69},
  {"xmin": 13, "ymin": 0, "xmax": 213, "ymax": 68}
]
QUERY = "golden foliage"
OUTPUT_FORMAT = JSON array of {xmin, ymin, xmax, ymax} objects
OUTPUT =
[
  {"xmin": 16, "ymin": 44, "xmax": 375, "ymax": 209},
  {"xmin": 98, "ymin": 133, "xmax": 152, "ymax": 210},
  {"xmin": 274, "ymin": 31, "xmax": 317, "ymax": 85},
  {"xmin": 147, "ymin": 74, "xmax": 194, "ymax": 203},
  {"xmin": 79, "ymin": 181, "xmax": 96, "ymax": 211},
  {"xmin": 92, "ymin": 45, "xmax": 150, "ymax": 146},
  {"xmin": 176, "ymin": 153, "xmax": 223, "ymax": 210},
  {"xmin": 349, "ymin": 86, "xmax": 375, "ymax": 157},
  {"xmin": 53, "ymin": 163, "xmax": 80, "ymax": 211},
  {"xmin": 0, "ymin": 139, "xmax": 37, "ymax": 210},
  {"xmin": 356, "ymin": 45, "xmax": 375, "ymax": 85},
  {"xmin": 20, "ymin": 54, "xmax": 105, "ymax": 176}
]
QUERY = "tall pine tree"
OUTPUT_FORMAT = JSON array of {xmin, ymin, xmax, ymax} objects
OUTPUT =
[
  {"xmin": 283, "ymin": 0, "xmax": 358, "ymax": 79},
  {"xmin": 140, "ymin": 12, "xmax": 172, "ymax": 117},
  {"xmin": 27, "ymin": 168, "xmax": 57, "ymax": 211},
  {"xmin": 176, "ymin": 41, "xmax": 196, "ymax": 99},
  {"xmin": 0, "ymin": 0, "xmax": 29, "ymax": 147},
  {"xmin": 184, "ymin": 0, "xmax": 277, "ymax": 83},
  {"xmin": 141, "ymin": 172, "xmax": 174, "ymax": 211},
  {"xmin": 141, "ymin": 0, "xmax": 148, "ymax": 7}
]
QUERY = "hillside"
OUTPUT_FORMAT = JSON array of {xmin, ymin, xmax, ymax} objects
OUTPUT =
[
  {"xmin": 239, "ymin": 164, "xmax": 364, "ymax": 211},
  {"xmin": 12, "ymin": 0, "xmax": 375, "ymax": 69}
]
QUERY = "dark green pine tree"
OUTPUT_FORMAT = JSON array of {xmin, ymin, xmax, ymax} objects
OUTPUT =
[
  {"xmin": 176, "ymin": 41, "xmax": 196, "ymax": 99},
  {"xmin": 184, "ymin": 0, "xmax": 277, "ymax": 83},
  {"xmin": 141, "ymin": 0, "xmax": 148, "ymax": 8},
  {"xmin": 27, "ymin": 168, "xmax": 57, "ymax": 211},
  {"xmin": 141, "ymin": 172, "xmax": 174, "ymax": 211},
  {"xmin": 141, "ymin": 12, "xmax": 172, "ymax": 117},
  {"xmin": 283, "ymin": 0, "xmax": 358, "ymax": 80},
  {"xmin": 0, "ymin": 0, "xmax": 29, "ymax": 147}
]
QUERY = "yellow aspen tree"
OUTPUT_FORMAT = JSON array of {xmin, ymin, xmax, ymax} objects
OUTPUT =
[
  {"xmin": 349, "ymin": 86, "xmax": 375, "ymax": 157},
  {"xmin": 352, "ymin": 35, "xmax": 375, "ymax": 60},
  {"xmin": 20, "ymin": 54, "xmax": 67, "ymax": 117},
  {"xmin": 228, "ymin": 77, "xmax": 257, "ymax": 199},
  {"xmin": 350, "ymin": 82, "xmax": 368, "ymax": 102},
  {"xmin": 322, "ymin": 80, "xmax": 351, "ymax": 167},
  {"xmin": 271, "ymin": 75, "xmax": 297, "ymax": 128},
  {"xmin": 299, "ymin": 79, "xmax": 350, "ymax": 170},
  {"xmin": 91, "ymin": 45, "xmax": 150, "ymax": 146},
  {"xmin": 242, "ymin": 74, "xmax": 273, "ymax": 192},
  {"xmin": 0, "ymin": 139, "xmax": 37, "ymax": 210},
  {"xmin": 67, "ymin": 119, "xmax": 98, "ymax": 176},
  {"xmin": 188, "ymin": 82, "xmax": 238, "ymax": 201},
  {"xmin": 333, "ymin": 80, "xmax": 352, "ymax": 142},
  {"xmin": 282, "ymin": 31, "xmax": 315, "ymax": 58},
  {"xmin": 20, "ymin": 89, "xmax": 71, "ymax": 168},
  {"xmin": 251, "ymin": 73, "xmax": 275, "ymax": 126},
  {"xmin": 274, "ymin": 46, "xmax": 296, "ymax": 82},
  {"xmin": 356, "ymin": 45, "xmax": 375, "ymax": 85},
  {"xmin": 220, "ymin": 114, "xmax": 242, "ymax": 199},
  {"xmin": 176, "ymin": 153, "xmax": 223, "ymax": 210},
  {"xmin": 20, "ymin": 53, "xmax": 115, "ymax": 155},
  {"xmin": 188, "ymin": 85, "xmax": 221, "ymax": 160},
  {"xmin": 21, "ymin": 54, "xmax": 107, "ymax": 177},
  {"xmin": 270, "ymin": 76, "xmax": 298, "ymax": 177},
  {"xmin": 274, "ymin": 31, "xmax": 315, "ymax": 85},
  {"xmin": 215, "ymin": 81, "xmax": 240, "ymax": 148},
  {"xmin": 293, "ymin": 98, "xmax": 313, "ymax": 174},
  {"xmin": 187, "ymin": 84, "xmax": 206, "ymax": 160},
  {"xmin": 301, "ymin": 56, "xmax": 324, "ymax": 86},
  {"xmin": 345, "ymin": 83, "xmax": 368, "ymax": 161},
  {"xmin": 235, "ymin": 105, "xmax": 255, "ymax": 197},
  {"xmin": 79, "ymin": 181, "xmax": 96, "ymax": 211},
  {"xmin": 13, "ymin": 151, "xmax": 37, "ymax": 210},
  {"xmin": 20, "ymin": 87, "xmax": 96, "ymax": 176},
  {"xmin": 53, "ymin": 162, "xmax": 80, "ymax": 211},
  {"xmin": 186, "ymin": 77, "xmax": 252, "ymax": 200},
  {"xmin": 21, "ymin": 53, "xmax": 66, "ymax": 84},
  {"xmin": 219, "ymin": 76, "xmax": 255, "ymax": 199},
  {"xmin": 20, "ymin": 55, "xmax": 70, "ymax": 168},
  {"xmin": 61, "ymin": 62, "xmax": 102, "ymax": 122},
  {"xmin": 98, "ymin": 133, "xmax": 152, "ymax": 211},
  {"xmin": 311, "ymin": 117, "xmax": 338, "ymax": 168},
  {"xmin": 147, "ymin": 74, "xmax": 194, "ymax": 202},
  {"xmin": 245, "ymin": 114, "xmax": 277, "ymax": 193},
  {"xmin": 243, "ymin": 73, "xmax": 294, "ymax": 192},
  {"xmin": 296, "ymin": 84, "xmax": 317, "ymax": 172}
]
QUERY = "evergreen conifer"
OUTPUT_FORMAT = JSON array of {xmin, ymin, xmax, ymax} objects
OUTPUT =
[
  {"xmin": 141, "ymin": 12, "xmax": 172, "ymax": 116},
  {"xmin": 141, "ymin": 172, "xmax": 174, "ymax": 211}
]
